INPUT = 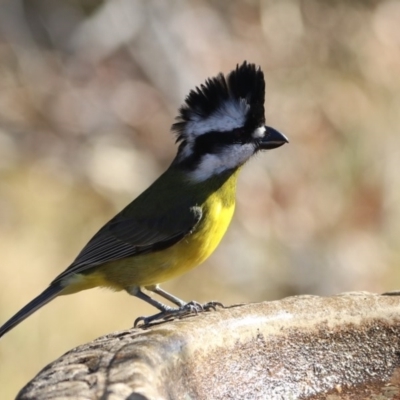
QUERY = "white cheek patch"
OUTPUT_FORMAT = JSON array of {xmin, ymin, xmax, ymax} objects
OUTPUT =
[
  {"xmin": 188, "ymin": 143, "xmax": 255, "ymax": 182},
  {"xmin": 252, "ymin": 126, "xmax": 266, "ymax": 138},
  {"xmin": 185, "ymin": 99, "xmax": 249, "ymax": 137}
]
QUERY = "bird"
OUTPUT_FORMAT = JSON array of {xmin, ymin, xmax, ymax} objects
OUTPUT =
[{"xmin": 0, "ymin": 61, "xmax": 288, "ymax": 338}]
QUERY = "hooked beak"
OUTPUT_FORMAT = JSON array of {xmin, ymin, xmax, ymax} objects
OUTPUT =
[{"xmin": 259, "ymin": 126, "xmax": 289, "ymax": 150}]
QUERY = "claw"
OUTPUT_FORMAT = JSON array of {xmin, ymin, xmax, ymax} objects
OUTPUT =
[
  {"xmin": 183, "ymin": 301, "xmax": 204, "ymax": 314},
  {"xmin": 133, "ymin": 315, "xmax": 148, "ymax": 327},
  {"xmin": 202, "ymin": 301, "xmax": 224, "ymax": 311}
]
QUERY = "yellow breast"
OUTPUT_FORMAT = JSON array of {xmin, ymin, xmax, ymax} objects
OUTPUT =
[
  {"xmin": 104, "ymin": 194, "xmax": 235, "ymax": 288},
  {"xmin": 156, "ymin": 194, "xmax": 236, "ymax": 282}
]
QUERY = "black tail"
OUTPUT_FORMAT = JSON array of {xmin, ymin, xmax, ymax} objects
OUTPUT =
[{"xmin": 0, "ymin": 284, "xmax": 63, "ymax": 338}]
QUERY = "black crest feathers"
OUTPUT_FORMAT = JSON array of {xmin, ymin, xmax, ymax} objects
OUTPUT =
[{"xmin": 172, "ymin": 62, "xmax": 266, "ymax": 142}]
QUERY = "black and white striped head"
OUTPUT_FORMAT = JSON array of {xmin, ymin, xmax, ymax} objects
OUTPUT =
[{"xmin": 172, "ymin": 61, "xmax": 288, "ymax": 182}]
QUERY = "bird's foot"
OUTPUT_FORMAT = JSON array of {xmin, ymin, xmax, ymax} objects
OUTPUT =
[
  {"xmin": 133, "ymin": 300, "xmax": 224, "ymax": 327},
  {"xmin": 134, "ymin": 302, "xmax": 202, "ymax": 327}
]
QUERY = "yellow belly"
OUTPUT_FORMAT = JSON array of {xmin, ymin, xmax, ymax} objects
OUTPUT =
[{"xmin": 64, "ymin": 195, "xmax": 235, "ymax": 293}]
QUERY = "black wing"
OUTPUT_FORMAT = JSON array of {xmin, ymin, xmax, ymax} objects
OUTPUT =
[{"xmin": 52, "ymin": 205, "xmax": 202, "ymax": 283}]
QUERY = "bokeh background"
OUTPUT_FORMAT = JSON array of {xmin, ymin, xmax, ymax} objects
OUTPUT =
[{"xmin": 1, "ymin": 0, "xmax": 400, "ymax": 397}]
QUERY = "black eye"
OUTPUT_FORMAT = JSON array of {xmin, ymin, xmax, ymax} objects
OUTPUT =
[{"xmin": 192, "ymin": 127, "xmax": 250, "ymax": 159}]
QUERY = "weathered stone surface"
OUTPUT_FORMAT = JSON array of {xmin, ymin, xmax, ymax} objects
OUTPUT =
[{"xmin": 17, "ymin": 293, "xmax": 400, "ymax": 399}]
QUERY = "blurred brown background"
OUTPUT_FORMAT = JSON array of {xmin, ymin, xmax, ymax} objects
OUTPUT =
[{"xmin": 1, "ymin": 0, "xmax": 400, "ymax": 397}]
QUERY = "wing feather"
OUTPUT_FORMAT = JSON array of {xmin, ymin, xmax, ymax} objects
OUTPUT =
[{"xmin": 52, "ymin": 206, "xmax": 202, "ymax": 283}]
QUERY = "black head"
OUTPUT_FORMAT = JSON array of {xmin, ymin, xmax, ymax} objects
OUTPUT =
[{"xmin": 171, "ymin": 61, "xmax": 288, "ymax": 181}]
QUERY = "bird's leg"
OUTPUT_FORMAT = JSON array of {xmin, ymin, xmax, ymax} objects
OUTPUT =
[
  {"xmin": 145, "ymin": 285, "xmax": 186, "ymax": 307},
  {"xmin": 146, "ymin": 284, "xmax": 207, "ymax": 314},
  {"xmin": 126, "ymin": 286, "xmax": 189, "ymax": 327},
  {"xmin": 127, "ymin": 286, "xmax": 175, "ymax": 313},
  {"xmin": 146, "ymin": 285, "xmax": 225, "ymax": 311},
  {"xmin": 127, "ymin": 286, "xmax": 204, "ymax": 327},
  {"xmin": 127, "ymin": 286, "xmax": 223, "ymax": 327}
]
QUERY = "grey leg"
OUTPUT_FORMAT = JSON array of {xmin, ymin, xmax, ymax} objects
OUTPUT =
[
  {"xmin": 126, "ymin": 286, "xmax": 174, "ymax": 312},
  {"xmin": 145, "ymin": 284, "xmax": 186, "ymax": 307},
  {"xmin": 127, "ymin": 286, "xmax": 220, "ymax": 328}
]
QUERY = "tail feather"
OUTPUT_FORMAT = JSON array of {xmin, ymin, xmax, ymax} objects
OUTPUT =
[{"xmin": 0, "ymin": 284, "xmax": 63, "ymax": 338}]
